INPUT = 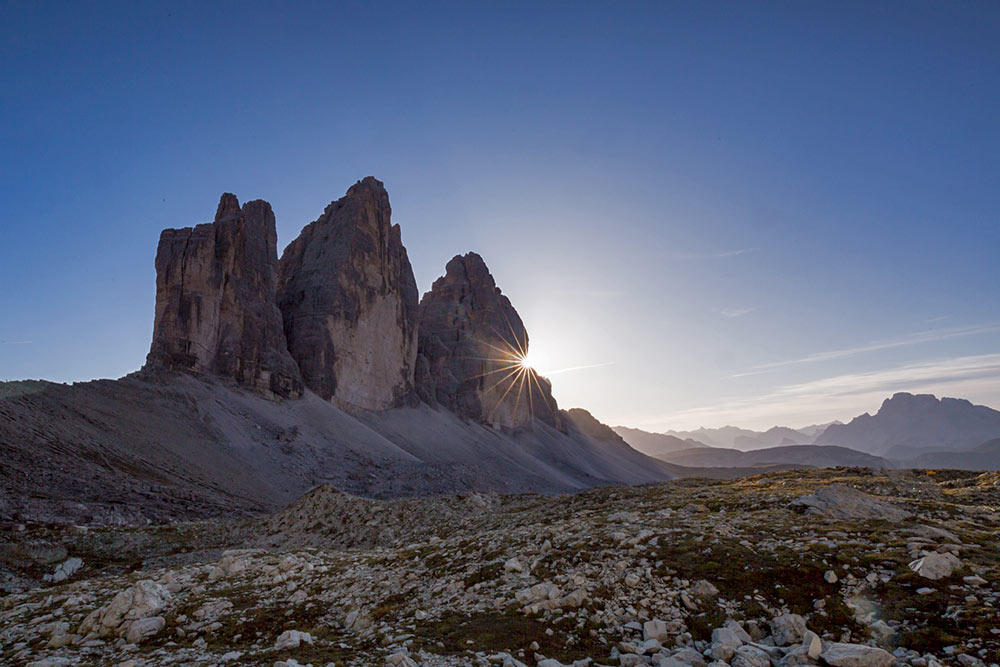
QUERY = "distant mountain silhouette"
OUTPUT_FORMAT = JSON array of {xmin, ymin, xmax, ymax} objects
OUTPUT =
[
  {"xmin": 733, "ymin": 426, "xmax": 808, "ymax": 450},
  {"xmin": 814, "ymin": 392, "xmax": 1000, "ymax": 457},
  {"xmin": 611, "ymin": 426, "xmax": 709, "ymax": 457},
  {"xmin": 614, "ymin": 423, "xmax": 888, "ymax": 470},
  {"xmin": 656, "ymin": 423, "xmax": 833, "ymax": 450},
  {"xmin": 903, "ymin": 437, "xmax": 1000, "ymax": 471}
]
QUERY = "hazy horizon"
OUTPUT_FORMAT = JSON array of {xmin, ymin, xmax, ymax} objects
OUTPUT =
[{"xmin": 2, "ymin": 2, "xmax": 998, "ymax": 431}]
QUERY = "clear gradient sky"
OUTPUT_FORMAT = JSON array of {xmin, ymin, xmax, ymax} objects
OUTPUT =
[{"xmin": 1, "ymin": 1, "xmax": 998, "ymax": 430}]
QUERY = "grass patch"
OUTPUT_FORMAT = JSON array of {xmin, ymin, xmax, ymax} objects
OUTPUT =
[{"xmin": 414, "ymin": 611, "xmax": 604, "ymax": 664}]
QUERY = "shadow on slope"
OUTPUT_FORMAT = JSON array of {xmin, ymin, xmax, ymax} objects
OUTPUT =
[{"xmin": 0, "ymin": 376, "xmax": 678, "ymax": 526}]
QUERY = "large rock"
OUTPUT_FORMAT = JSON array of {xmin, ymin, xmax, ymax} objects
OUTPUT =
[
  {"xmin": 790, "ymin": 484, "xmax": 911, "ymax": 521},
  {"xmin": 909, "ymin": 551, "xmax": 963, "ymax": 580},
  {"xmin": 145, "ymin": 194, "xmax": 302, "ymax": 398},
  {"xmin": 78, "ymin": 580, "xmax": 171, "ymax": 640},
  {"xmin": 770, "ymin": 613, "xmax": 806, "ymax": 646},
  {"xmin": 819, "ymin": 643, "xmax": 895, "ymax": 667},
  {"xmin": 731, "ymin": 645, "xmax": 771, "ymax": 667},
  {"xmin": 415, "ymin": 252, "xmax": 562, "ymax": 429},
  {"xmin": 278, "ymin": 177, "xmax": 419, "ymax": 411}
]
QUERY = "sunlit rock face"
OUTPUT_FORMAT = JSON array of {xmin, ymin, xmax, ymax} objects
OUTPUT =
[
  {"xmin": 416, "ymin": 252, "xmax": 562, "ymax": 430},
  {"xmin": 145, "ymin": 194, "xmax": 303, "ymax": 399},
  {"xmin": 277, "ymin": 177, "xmax": 420, "ymax": 411}
]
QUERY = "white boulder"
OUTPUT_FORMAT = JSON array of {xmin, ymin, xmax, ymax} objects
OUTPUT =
[
  {"xmin": 820, "ymin": 642, "xmax": 895, "ymax": 667},
  {"xmin": 274, "ymin": 629, "xmax": 314, "ymax": 650},
  {"xmin": 909, "ymin": 551, "xmax": 963, "ymax": 580}
]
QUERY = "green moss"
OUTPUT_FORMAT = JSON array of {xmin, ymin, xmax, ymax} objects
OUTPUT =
[{"xmin": 414, "ymin": 611, "xmax": 605, "ymax": 663}]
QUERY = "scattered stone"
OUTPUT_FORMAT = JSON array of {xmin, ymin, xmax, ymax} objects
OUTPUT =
[
  {"xmin": 274, "ymin": 629, "xmax": 313, "ymax": 650},
  {"xmin": 802, "ymin": 630, "xmax": 822, "ymax": 659},
  {"xmin": 44, "ymin": 556, "xmax": 83, "ymax": 583},
  {"xmin": 731, "ymin": 644, "xmax": 771, "ymax": 667},
  {"xmin": 769, "ymin": 613, "xmax": 806, "ymax": 646},
  {"xmin": 504, "ymin": 557, "xmax": 524, "ymax": 573},
  {"xmin": 820, "ymin": 642, "xmax": 896, "ymax": 667},
  {"xmin": 125, "ymin": 616, "xmax": 165, "ymax": 643},
  {"xmin": 909, "ymin": 551, "xmax": 964, "ymax": 580},
  {"xmin": 78, "ymin": 580, "xmax": 171, "ymax": 640}
]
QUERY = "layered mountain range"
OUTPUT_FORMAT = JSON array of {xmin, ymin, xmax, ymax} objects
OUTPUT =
[
  {"xmin": 0, "ymin": 177, "xmax": 678, "ymax": 526},
  {"xmin": 616, "ymin": 393, "xmax": 1000, "ymax": 471}
]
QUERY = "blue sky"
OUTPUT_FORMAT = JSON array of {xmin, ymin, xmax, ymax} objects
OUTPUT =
[{"xmin": 1, "ymin": 1, "xmax": 998, "ymax": 429}]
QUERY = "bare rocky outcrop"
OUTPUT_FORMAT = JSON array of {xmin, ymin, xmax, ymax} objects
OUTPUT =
[
  {"xmin": 790, "ymin": 483, "xmax": 912, "ymax": 521},
  {"xmin": 416, "ymin": 252, "xmax": 562, "ymax": 430},
  {"xmin": 144, "ymin": 194, "xmax": 302, "ymax": 398},
  {"xmin": 78, "ymin": 579, "xmax": 171, "ymax": 641},
  {"xmin": 277, "ymin": 177, "xmax": 419, "ymax": 411}
]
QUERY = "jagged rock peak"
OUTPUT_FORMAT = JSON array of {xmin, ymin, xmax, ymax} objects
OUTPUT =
[
  {"xmin": 416, "ymin": 252, "xmax": 562, "ymax": 431},
  {"xmin": 277, "ymin": 177, "xmax": 419, "ymax": 411},
  {"xmin": 215, "ymin": 192, "xmax": 241, "ymax": 221},
  {"xmin": 144, "ymin": 193, "xmax": 303, "ymax": 399}
]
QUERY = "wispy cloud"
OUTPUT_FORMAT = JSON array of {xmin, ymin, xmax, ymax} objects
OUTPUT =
[
  {"xmin": 541, "ymin": 361, "xmax": 616, "ymax": 376},
  {"xmin": 1, "ymin": 340, "xmax": 32, "ymax": 345},
  {"xmin": 730, "ymin": 323, "xmax": 1000, "ymax": 377},
  {"xmin": 672, "ymin": 248, "xmax": 752, "ymax": 261},
  {"xmin": 714, "ymin": 306, "xmax": 756, "ymax": 319},
  {"xmin": 642, "ymin": 353, "xmax": 1000, "ymax": 431},
  {"xmin": 582, "ymin": 289, "xmax": 626, "ymax": 298}
]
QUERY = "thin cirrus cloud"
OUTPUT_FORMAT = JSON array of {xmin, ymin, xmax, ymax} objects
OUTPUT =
[
  {"xmin": 730, "ymin": 322, "xmax": 1000, "ymax": 377},
  {"xmin": 642, "ymin": 352, "xmax": 1000, "ymax": 431},
  {"xmin": 671, "ymin": 248, "xmax": 752, "ymax": 261},
  {"xmin": 541, "ymin": 361, "xmax": 616, "ymax": 376},
  {"xmin": 714, "ymin": 306, "xmax": 757, "ymax": 319}
]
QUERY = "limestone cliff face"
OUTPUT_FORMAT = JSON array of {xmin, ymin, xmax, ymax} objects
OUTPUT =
[
  {"xmin": 277, "ymin": 177, "xmax": 419, "ymax": 411},
  {"xmin": 145, "ymin": 194, "xmax": 303, "ymax": 398},
  {"xmin": 416, "ymin": 252, "xmax": 562, "ymax": 430}
]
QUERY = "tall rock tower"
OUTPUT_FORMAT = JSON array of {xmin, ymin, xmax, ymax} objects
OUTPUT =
[
  {"xmin": 416, "ymin": 252, "xmax": 563, "ymax": 430},
  {"xmin": 277, "ymin": 177, "xmax": 420, "ymax": 411},
  {"xmin": 144, "ymin": 194, "xmax": 303, "ymax": 398}
]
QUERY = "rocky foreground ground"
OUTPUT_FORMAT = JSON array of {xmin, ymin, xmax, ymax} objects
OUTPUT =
[{"xmin": 2, "ymin": 467, "xmax": 999, "ymax": 667}]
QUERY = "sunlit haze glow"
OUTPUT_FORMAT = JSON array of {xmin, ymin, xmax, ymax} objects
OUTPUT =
[{"xmin": 1, "ymin": 3, "xmax": 997, "ymax": 431}]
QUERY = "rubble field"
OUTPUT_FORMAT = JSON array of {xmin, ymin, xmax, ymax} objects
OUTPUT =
[{"xmin": 3, "ymin": 467, "xmax": 999, "ymax": 667}]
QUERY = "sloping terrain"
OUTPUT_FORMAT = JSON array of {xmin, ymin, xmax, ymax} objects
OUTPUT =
[
  {"xmin": 0, "ymin": 374, "xmax": 676, "ymax": 527},
  {"xmin": 3, "ymin": 468, "xmax": 999, "ymax": 666},
  {"xmin": 654, "ymin": 444, "xmax": 890, "ymax": 469}
]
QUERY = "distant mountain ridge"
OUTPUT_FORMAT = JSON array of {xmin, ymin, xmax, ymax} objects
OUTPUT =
[
  {"xmin": 611, "ymin": 426, "xmax": 709, "ymax": 457},
  {"xmin": 815, "ymin": 392, "xmax": 1000, "ymax": 457},
  {"xmin": 615, "ymin": 392, "xmax": 1000, "ymax": 472},
  {"xmin": 652, "ymin": 444, "xmax": 890, "ymax": 469},
  {"xmin": 643, "ymin": 423, "xmax": 838, "ymax": 450}
]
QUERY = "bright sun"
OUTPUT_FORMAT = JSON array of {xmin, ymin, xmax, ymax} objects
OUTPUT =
[{"xmin": 517, "ymin": 351, "xmax": 536, "ymax": 370}]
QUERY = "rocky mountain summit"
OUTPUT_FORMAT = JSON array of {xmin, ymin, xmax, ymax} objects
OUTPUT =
[
  {"xmin": 146, "ymin": 176, "xmax": 564, "ymax": 429},
  {"xmin": 816, "ymin": 394, "xmax": 1000, "ymax": 458},
  {"xmin": 144, "ymin": 193, "xmax": 302, "ymax": 399},
  {"xmin": 3, "ymin": 468, "xmax": 999, "ymax": 666},
  {"xmin": 416, "ymin": 252, "xmax": 562, "ymax": 430},
  {"xmin": 277, "ymin": 178, "xmax": 420, "ymax": 411}
]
